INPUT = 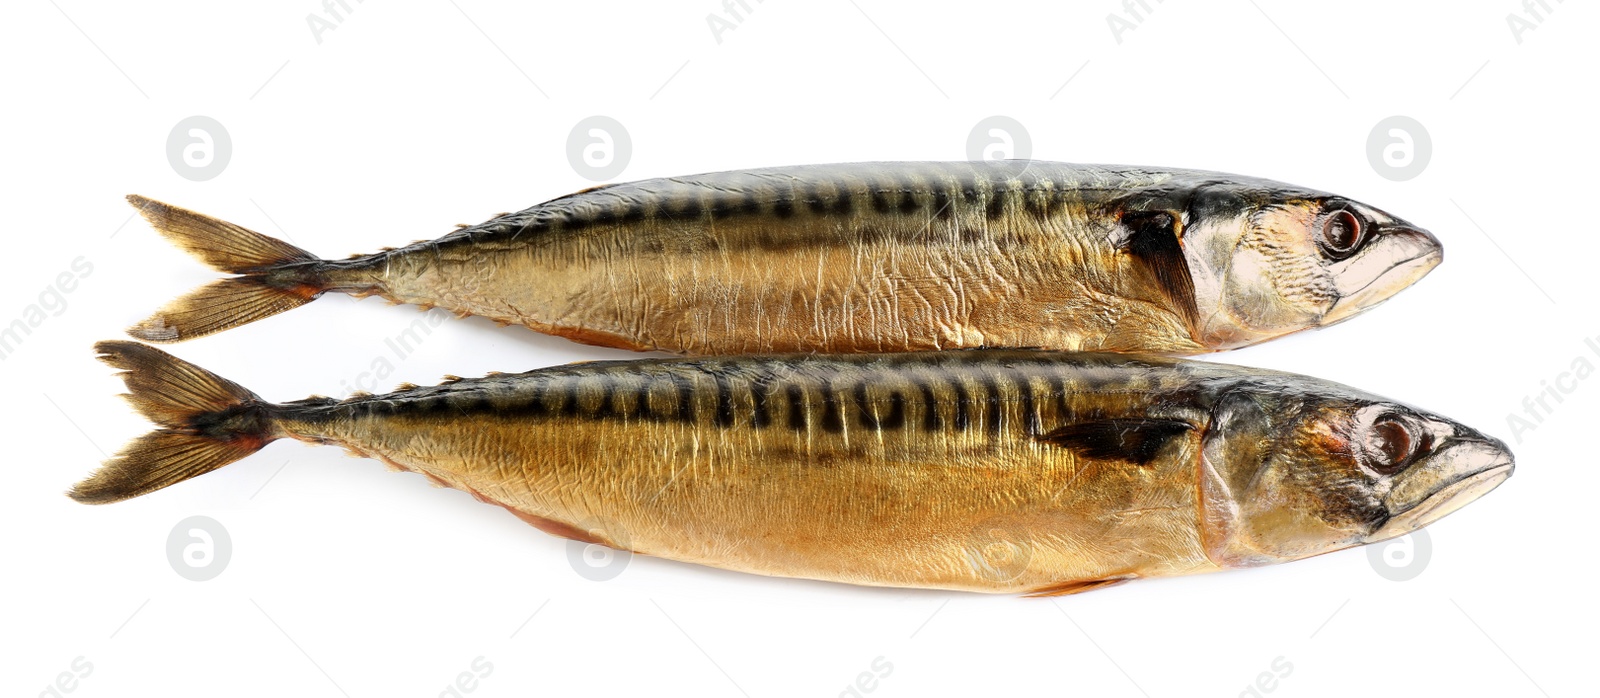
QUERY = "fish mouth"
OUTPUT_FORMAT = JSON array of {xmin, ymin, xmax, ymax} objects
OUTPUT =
[
  {"xmin": 1320, "ymin": 226, "xmax": 1443, "ymax": 326},
  {"xmin": 1371, "ymin": 438, "xmax": 1513, "ymax": 541}
]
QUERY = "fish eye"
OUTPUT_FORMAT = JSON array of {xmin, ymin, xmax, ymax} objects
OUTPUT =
[
  {"xmin": 1317, "ymin": 209, "xmax": 1364, "ymax": 258},
  {"xmin": 1366, "ymin": 415, "xmax": 1424, "ymax": 475}
]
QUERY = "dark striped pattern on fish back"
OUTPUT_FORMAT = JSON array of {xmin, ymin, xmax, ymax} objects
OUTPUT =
[
  {"xmin": 445, "ymin": 162, "xmax": 1205, "ymax": 250},
  {"xmin": 319, "ymin": 351, "xmax": 1225, "ymax": 441}
]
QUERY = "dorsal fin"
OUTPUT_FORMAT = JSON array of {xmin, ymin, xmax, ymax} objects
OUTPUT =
[
  {"xmin": 1036, "ymin": 418, "xmax": 1192, "ymax": 465},
  {"xmin": 572, "ymin": 183, "xmax": 619, "ymax": 196},
  {"xmin": 1118, "ymin": 209, "xmax": 1198, "ymax": 330}
]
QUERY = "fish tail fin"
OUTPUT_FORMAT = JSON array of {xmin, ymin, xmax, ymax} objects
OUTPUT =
[
  {"xmin": 69, "ymin": 341, "xmax": 279, "ymax": 504},
  {"xmin": 125, "ymin": 195, "xmax": 327, "ymax": 342}
]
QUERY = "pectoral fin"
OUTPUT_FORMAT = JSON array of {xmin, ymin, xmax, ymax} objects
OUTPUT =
[
  {"xmin": 1036, "ymin": 418, "xmax": 1193, "ymax": 466},
  {"xmin": 1118, "ymin": 209, "xmax": 1198, "ymax": 329}
]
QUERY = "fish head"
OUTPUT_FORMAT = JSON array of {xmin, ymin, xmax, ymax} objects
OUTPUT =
[
  {"xmin": 1182, "ymin": 184, "xmax": 1442, "ymax": 350},
  {"xmin": 1198, "ymin": 382, "xmax": 1512, "ymax": 568}
]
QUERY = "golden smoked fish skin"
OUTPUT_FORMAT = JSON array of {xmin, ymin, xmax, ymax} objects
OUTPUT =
[
  {"xmin": 72, "ymin": 342, "xmax": 1511, "ymax": 595},
  {"xmin": 125, "ymin": 161, "xmax": 1441, "ymax": 355}
]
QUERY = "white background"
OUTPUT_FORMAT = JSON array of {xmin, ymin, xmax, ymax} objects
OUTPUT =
[{"xmin": 3, "ymin": 1, "xmax": 1594, "ymax": 696}]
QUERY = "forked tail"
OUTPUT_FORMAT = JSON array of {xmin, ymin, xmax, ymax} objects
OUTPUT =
[
  {"xmin": 125, "ymin": 195, "xmax": 329, "ymax": 342},
  {"xmin": 68, "ymin": 341, "xmax": 280, "ymax": 504}
]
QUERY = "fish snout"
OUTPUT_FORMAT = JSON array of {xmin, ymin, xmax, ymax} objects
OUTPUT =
[
  {"xmin": 1322, "ymin": 224, "xmax": 1443, "ymax": 326},
  {"xmin": 1371, "ymin": 436, "xmax": 1513, "ymax": 541}
]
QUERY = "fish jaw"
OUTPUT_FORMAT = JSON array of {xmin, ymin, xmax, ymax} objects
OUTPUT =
[
  {"xmin": 1320, "ymin": 225, "xmax": 1442, "ymax": 326},
  {"xmin": 1370, "ymin": 437, "xmax": 1514, "ymax": 541}
]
